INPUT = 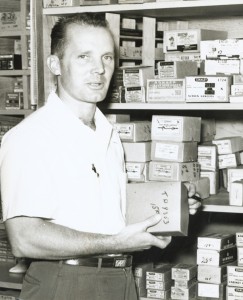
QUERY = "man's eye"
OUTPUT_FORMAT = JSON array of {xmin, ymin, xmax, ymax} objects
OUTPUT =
[
  {"xmin": 103, "ymin": 55, "xmax": 113, "ymax": 62},
  {"xmin": 78, "ymin": 55, "xmax": 88, "ymax": 60}
]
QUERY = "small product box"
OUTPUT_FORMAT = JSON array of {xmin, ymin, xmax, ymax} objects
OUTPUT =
[
  {"xmin": 80, "ymin": 0, "xmax": 118, "ymax": 4},
  {"xmin": 231, "ymin": 84, "xmax": 243, "ymax": 96},
  {"xmin": 5, "ymin": 92, "xmax": 23, "ymax": 109},
  {"xmin": 197, "ymin": 282, "xmax": 226, "ymax": 300},
  {"xmin": 151, "ymin": 115, "xmax": 201, "ymax": 142},
  {"xmin": 122, "ymin": 66, "xmax": 154, "ymax": 87},
  {"xmin": 229, "ymin": 179, "xmax": 243, "ymax": 206},
  {"xmin": 227, "ymin": 166, "xmax": 243, "ymax": 192},
  {"xmin": 122, "ymin": 141, "xmax": 151, "ymax": 162},
  {"xmin": 185, "ymin": 75, "xmax": 232, "ymax": 103},
  {"xmin": 114, "ymin": 121, "xmax": 151, "ymax": 142},
  {"xmin": 43, "ymin": 0, "xmax": 80, "ymax": 7},
  {"xmin": 157, "ymin": 61, "xmax": 198, "ymax": 79},
  {"xmin": 200, "ymin": 39, "xmax": 243, "ymax": 60},
  {"xmin": 125, "ymin": 162, "xmax": 149, "ymax": 182},
  {"xmin": 236, "ymin": 233, "xmax": 243, "ymax": 247},
  {"xmin": 164, "ymin": 52, "xmax": 202, "ymax": 68},
  {"xmin": 147, "ymin": 288, "xmax": 171, "ymax": 299},
  {"xmin": 133, "ymin": 262, "xmax": 153, "ymax": 297},
  {"xmin": 197, "ymin": 246, "xmax": 237, "ymax": 266},
  {"xmin": 126, "ymin": 181, "xmax": 189, "ymax": 236},
  {"xmin": 124, "ymin": 86, "xmax": 146, "ymax": 103},
  {"xmin": 0, "ymin": 54, "xmax": 22, "ymax": 70},
  {"xmin": 227, "ymin": 286, "xmax": 243, "ymax": 300},
  {"xmin": 184, "ymin": 177, "xmax": 210, "ymax": 199},
  {"xmin": 197, "ymin": 264, "xmax": 230, "ymax": 284},
  {"xmin": 171, "ymin": 284, "xmax": 197, "ymax": 300},
  {"xmin": 174, "ymin": 278, "xmax": 197, "ymax": 289},
  {"xmin": 198, "ymin": 145, "xmax": 218, "ymax": 171},
  {"xmin": 171, "ymin": 264, "xmax": 197, "ymax": 281},
  {"xmin": 0, "ymin": 12, "xmax": 21, "ymax": 31},
  {"xmin": 204, "ymin": 59, "xmax": 241, "ymax": 76},
  {"xmin": 197, "ymin": 233, "xmax": 236, "ymax": 251},
  {"xmin": 218, "ymin": 152, "xmax": 241, "ymax": 169},
  {"xmin": 227, "ymin": 265, "xmax": 243, "ymax": 288},
  {"xmin": 151, "ymin": 141, "xmax": 198, "ymax": 163},
  {"xmin": 147, "ymin": 79, "xmax": 185, "ymax": 103},
  {"xmin": 105, "ymin": 114, "xmax": 130, "ymax": 124},
  {"xmin": 146, "ymin": 279, "xmax": 173, "ymax": 290},
  {"xmin": 149, "ymin": 161, "xmax": 200, "ymax": 182},
  {"xmin": 233, "ymin": 74, "xmax": 243, "ymax": 85},
  {"xmin": 237, "ymin": 247, "xmax": 243, "ymax": 266},
  {"xmin": 200, "ymin": 170, "xmax": 219, "ymax": 195},
  {"xmin": 212, "ymin": 136, "xmax": 243, "ymax": 155},
  {"xmin": 146, "ymin": 264, "xmax": 174, "ymax": 282},
  {"xmin": 163, "ymin": 29, "xmax": 227, "ymax": 53}
]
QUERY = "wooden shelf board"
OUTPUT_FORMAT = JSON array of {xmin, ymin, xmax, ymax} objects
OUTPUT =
[
  {"xmin": 43, "ymin": 1, "xmax": 243, "ymax": 18},
  {"xmin": 0, "ymin": 109, "xmax": 32, "ymax": 116},
  {"xmin": 101, "ymin": 102, "xmax": 243, "ymax": 111},
  {"xmin": 0, "ymin": 262, "xmax": 23, "ymax": 290},
  {"xmin": 0, "ymin": 70, "xmax": 30, "ymax": 76}
]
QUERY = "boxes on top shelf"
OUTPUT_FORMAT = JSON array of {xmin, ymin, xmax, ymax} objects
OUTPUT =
[
  {"xmin": 43, "ymin": 0, "xmax": 80, "ymax": 7},
  {"xmin": 163, "ymin": 29, "xmax": 227, "ymax": 53},
  {"xmin": 0, "ymin": 11, "xmax": 21, "ymax": 31},
  {"xmin": 122, "ymin": 66, "xmax": 154, "ymax": 88},
  {"xmin": 157, "ymin": 61, "xmax": 198, "ymax": 79}
]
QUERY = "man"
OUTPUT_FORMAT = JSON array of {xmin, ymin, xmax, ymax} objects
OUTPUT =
[{"xmin": 0, "ymin": 13, "xmax": 201, "ymax": 300}]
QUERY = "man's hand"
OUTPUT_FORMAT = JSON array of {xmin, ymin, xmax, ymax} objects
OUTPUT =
[
  {"xmin": 116, "ymin": 214, "xmax": 172, "ymax": 252},
  {"xmin": 184, "ymin": 182, "xmax": 202, "ymax": 215}
]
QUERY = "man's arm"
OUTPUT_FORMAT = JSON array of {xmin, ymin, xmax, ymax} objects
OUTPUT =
[{"xmin": 5, "ymin": 215, "xmax": 171, "ymax": 260}]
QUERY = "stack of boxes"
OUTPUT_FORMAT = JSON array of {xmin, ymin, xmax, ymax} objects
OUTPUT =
[
  {"xmin": 133, "ymin": 262, "xmax": 154, "ymax": 298},
  {"xmin": 226, "ymin": 233, "xmax": 243, "ymax": 299},
  {"xmin": 196, "ymin": 233, "xmax": 236, "ymax": 300},
  {"xmin": 171, "ymin": 263, "xmax": 197, "ymax": 300}
]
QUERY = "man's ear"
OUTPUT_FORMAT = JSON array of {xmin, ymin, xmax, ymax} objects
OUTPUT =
[{"xmin": 47, "ymin": 55, "xmax": 61, "ymax": 76}]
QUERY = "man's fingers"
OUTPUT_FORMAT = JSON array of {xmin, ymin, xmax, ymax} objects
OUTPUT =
[{"xmin": 142, "ymin": 214, "xmax": 162, "ymax": 231}]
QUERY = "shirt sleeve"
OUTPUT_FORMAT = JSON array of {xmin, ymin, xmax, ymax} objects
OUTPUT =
[{"xmin": 0, "ymin": 131, "xmax": 58, "ymax": 222}]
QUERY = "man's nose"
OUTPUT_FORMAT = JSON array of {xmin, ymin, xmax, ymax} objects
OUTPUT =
[{"xmin": 91, "ymin": 58, "xmax": 105, "ymax": 74}]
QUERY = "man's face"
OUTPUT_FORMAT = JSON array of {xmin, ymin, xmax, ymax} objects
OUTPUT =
[{"xmin": 58, "ymin": 23, "xmax": 115, "ymax": 104}]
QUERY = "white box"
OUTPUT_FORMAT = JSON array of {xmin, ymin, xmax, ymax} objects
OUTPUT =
[
  {"xmin": 213, "ymin": 136, "xmax": 243, "ymax": 155},
  {"xmin": 237, "ymin": 247, "xmax": 243, "ymax": 267},
  {"xmin": 197, "ymin": 264, "xmax": 229, "ymax": 284},
  {"xmin": 0, "ymin": 12, "xmax": 21, "ymax": 31},
  {"xmin": 218, "ymin": 152, "xmax": 241, "ymax": 169},
  {"xmin": 197, "ymin": 246, "xmax": 236, "ymax": 266},
  {"xmin": 205, "ymin": 59, "xmax": 241, "ymax": 76},
  {"xmin": 227, "ymin": 166, "xmax": 243, "ymax": 192},
  {"xmin": 126, "ymin": 162, "xmax": 149, "ymax": 182},
  {"xmin": 233, "ymin": 75, "xmax": 243, "ymax": 84},
  {"xmin": 227, "ymin": 265, "xmax": 243, "ymax": 288},
  {"xmin": 147, "ymin": 79, "xmax": 185, "ymax": 103},
  {"xmin": 126, "ymin": 182, "xmax": 189, "ymax": 236},
  {"xmin": 186, "ymin": 75, "xmax": 232, "ymax": 103},
  {"xmin": 198, "ymin": 282, "xmax": 226, "ymax": 299},
  {"xmin": 171, "ymin": 284, "xmax": 197, "ymax": 300},
  {"xmin": 229, "ymin": 179, "xmax": 243, "ymax": 206},
  {"xmin": 124, "ymin": 86, "xmax": 146, "ymax": 103},
  {"xmin": 146, "ymin": 264, "xmax": 174, "ymax": 282},
  {"xmin": 149, "ymin": 161, "xmax": 200, "ymax": 182},
  {"xmin": 114, "ymin": 121, "xmax": 151, "ymax": 142},
  {"xmin": 151, "ymin": 115, "xmax": 201, "ymax": 142},
  {"xmin": 43, "ymin": 0, "xmax": 80, "ymax": 7},
  {"xmin": 198, "ymin": 145, "xmax": 218, "ymax": 171},
  {"xmin": 171, "ymin": 264, "xmax": 197, "ymax": 280},
  {"xmin": 151, "ymin": 141, "xmax": 198, "ymax": 162},
  {"xmin": 122, "ymin": 141, "xmax": 151, "ymax": 162},
  {"xmin": 163, "ymin": 29, "xmax": 227, "ymax": 53},
  {"xmin": 227, "ymin": 286, "xmax": 243, "ymax": 300},
  {"xmin": 157, "ymin": 61, "xmax": 198, "ymax": 79},
  {"xmin": 146, "ymin": 279, "xmax": 173, "ymax": 290},
  {"xmin": 147, "ymin": 288, "xmax": 171, "ymax": 299},
  {"xmin": 164, "ymin": 52, "xmax": 202, "ymax": 68},
  {"xmin": 200, "ymin": 39, "xmax": 243, "ymax": 60},
  {"xmin": 197, "ymin": 233, "xmax": 236, "ymax": 251},
  {"xmin": 231, "ymin": 84, "xmax": 243, "ymax": 96},
  {"xmin": 122, "ymin": 66, "xmax": 154, "ymax": 87},
  {"xmin": 236, "ymin": 233, "xmax": 243, "ymax": 247}
]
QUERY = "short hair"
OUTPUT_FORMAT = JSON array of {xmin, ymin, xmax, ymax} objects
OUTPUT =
[{"xmin": 51, "ymin": 13, "xmax": 110, "ymax": 58}]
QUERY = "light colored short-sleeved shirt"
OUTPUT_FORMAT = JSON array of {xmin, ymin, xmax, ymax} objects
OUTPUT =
[{"xmin": 0, "ymin": 92, "xmax": 126, "ymax": 234}]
